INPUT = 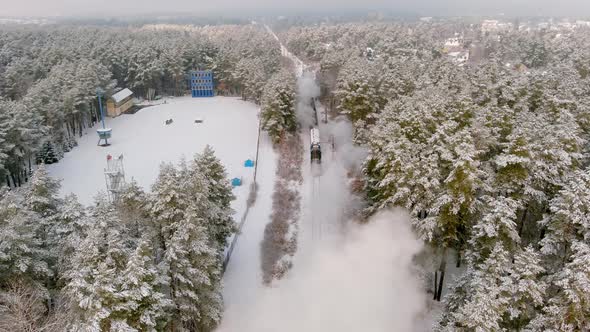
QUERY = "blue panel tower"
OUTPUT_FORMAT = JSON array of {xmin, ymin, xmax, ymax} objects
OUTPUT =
[{"xmin": 190, "ymin": 70, "xmax": 214, "ymax": 97}]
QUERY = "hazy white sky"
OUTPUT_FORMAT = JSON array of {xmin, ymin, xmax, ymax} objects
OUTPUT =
[{"xmin": 1, "ymin": 0, "xmax": 589, "ymax": 17}]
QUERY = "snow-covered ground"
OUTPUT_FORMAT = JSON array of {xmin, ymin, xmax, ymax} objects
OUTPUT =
[
  {"xmin": 218, "ymin": 131, "xmax": 277, "ymax": 331},
  {"xmin": 46, "ymin": 96, "xmax": 260, "ymax": 224}
]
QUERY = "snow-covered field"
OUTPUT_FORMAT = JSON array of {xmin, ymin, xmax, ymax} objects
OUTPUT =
[{"xmin": 47, "ymin": 96, "xmax": 260, "ymax": 223}]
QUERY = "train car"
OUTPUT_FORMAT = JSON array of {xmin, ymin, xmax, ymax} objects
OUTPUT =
[{"xmin": 310, "ymin": 127, "xmax": 321, "ymax": 162}]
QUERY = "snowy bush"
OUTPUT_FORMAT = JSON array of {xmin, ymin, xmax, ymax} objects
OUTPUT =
[{"xmin": 261, "ymin": 133, "xmax": 303, "ymax": 284}]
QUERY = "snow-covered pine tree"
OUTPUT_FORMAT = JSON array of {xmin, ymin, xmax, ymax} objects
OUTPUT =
[
  {"xmin": 0, "ymin": 106, "xmax": 11, "ymax": 184},
  {"xmin": 115, "ymin": 238, "xmax": 172, "ymax": 331},
  {"xmin": 164, "ymin": 208, "xmax": 222, "ymax": 331},
  {"xmin": 335, "ymin": 58, "xmax": 387, "ymax": 137},
  {"xmin": 37, "ymin": 141, "xmax": 59, "ymax": 165},
  {"xmin": 118, "ymin": 180, "xmax": 150, "ymax": 241},
  {"xmin": 539, "ymin": 169, "xmax": 590, "ymax": 271},
  {"xmin": 24, "ymin": 164, "xmax": 64, "ymax": 281},
  {"xmin": 192, "ymin": 145, "xmax": 236, "ymax": 252},
  {"xmin": 233, "ymin": 58, "xmax": 267, "ymax": 103},
  {"xmin": 505, "ymin": 246, "xmax": 546, "ymax": 330},
  {"xmin": 65, "ymin": 197, "xmax": 131, "ymax": 331},
  {"xmin": 52, "ymin": 193, "xmax": 87, "ymax": 277},
  {"xmin": 528, "ymin": 169, "xmax": 590, "ymax": 331},
  {"xmin": 149, "ymin": 163, "xmax": 186, "ymax": 227},
  {"xmin": 427, "ymin": 123, "xmax": 484, "ymax": 300},
  {"xmin": 0, "ymin": 189, "xmax": 51, "ymax": 283},
  {"xmin": 0, "ymin": 100, "xmax": 46, "ymax": 187},
  {"xmin": 148, "ymin": 161, "xmax": 224, "ymax": 331},
  {"xmin": 529, "ymin": 241, "xmax": 590, "ymax": 332},
  {"xmin": 436, "ymin": 269, "xmax": 472, "ymax": 331},
  {"xmin": 437, "ymin": 196, "xmax": 522, "ymax": 329},
  {"xmin": 469, "ymin": 196, "xmax": 521, "ymax": 263},
  {"xmin": 260, "ymin": 69, "xmax": 297, "ymax": 144},
  {"xmin": 25, "ymin": 164, "xmax": 61, "ymax": 217},
  {"xmin": 441, "ymin": 243, "xmax": 512, "ymax": 331}
]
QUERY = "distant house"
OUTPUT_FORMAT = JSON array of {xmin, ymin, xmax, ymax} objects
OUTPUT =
[
  {"xmin": 107, "ymin": 88, "xmax": 134, "ymax": 117},
  {"xmin": 482, "ymin": 20, "xmax": 513, "ymax": 33},
  {"xmin": 363, "ymin": 47, "xmax": 376, "ymax": 60},
  {"xmin": 445, "ymin": 37, "xmax": 462, "ymax": 48},
  {"xmin": 448, "ymin": 51, "xmax": 469, "ymax": 66}
]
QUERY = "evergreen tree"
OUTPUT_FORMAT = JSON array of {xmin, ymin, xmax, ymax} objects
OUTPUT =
[
  {"xmin": 260, "ymin": 70, "xmax": 297, "ymax": 143},
  {"xmin": 0, "ymin": 107, "xmax": 11, "ymax": 184},
  {"xmin": 506, "ymin": 246, "xmax": 545, "ymax": 329},
  {"xmin": 530, "ymin": 242, "xmax": 590, "ymax": 332},
  {"xmin": 116, "ymin": 239, "xmax": 172, "ymax": 331},
  {"xmin": 529, "ymin": 170, "xmax": 590, "ymax": 331},
  {"xmin": 24, "ymin": 165, "xmax": 63, "ymax": 279},
  {"xmin": 0, "ymin": 189, "xmax": 51, "ymax": 283},
  {"xmin": 192, "ymin": 145, "xmax": 236, "ymax": 251},
  {"xmin": 148, "ymin": 161, "xmax": 225, "ymax": 331},
  {"xmin": 37, "ymin": 141, "xmax": 59, "ymax": 165},
  {"xmin": 52, "ymin": 193, "xmax": 87, "ymax": 276},
  {"xmin": 149, "ymin": 163, "xmax": 186, "ymax": 227},
  {"xmin": 164, "ymin": 210, "xmax": 222, "ymax": 331},
  {"xmin": 65, "ymin": 198, "xmax": 130, "ymax": 330},
  {"xmin": 118, "ymin": 180, "xmax": 150, "ymax": 240},
  {"xmin": 0, "ymin": 100, "xmax": 45, "ymax": 187},
  {"xmin": 441, "ymin": 243, "xmax": 512, "ymax": 331},
  {"xmin": 540, "ymin": 170, "xmax": 590, "ymax": 271},
  {"xmin": 25, "ymin": 164, "xmax": 61, "ymax": 217}
]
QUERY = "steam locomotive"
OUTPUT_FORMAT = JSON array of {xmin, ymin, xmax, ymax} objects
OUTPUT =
[
  {"xmin": 309, "ymin": 97, "xmax": 321, "ymax": 163},
  {"xmin": 310, "ymin": 127, "xmax": 321, "ymax": 163}
]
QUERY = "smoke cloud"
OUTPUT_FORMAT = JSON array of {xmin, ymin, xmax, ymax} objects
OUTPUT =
[
  {"xmin": 296, "ymin": 71, "xmax": 321, "ymax": 129},
  {"xmin": 326, "ymin": 118, "xmax": 368, "ymax": 170},
  {"xmin": 218, "ymin": 210, "xmax": 427, "ymax": 332}
]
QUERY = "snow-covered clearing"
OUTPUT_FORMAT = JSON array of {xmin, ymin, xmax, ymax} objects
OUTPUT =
[{"xmin": 46, "ymin": 96, "xmax": 260, "ymax": 226}]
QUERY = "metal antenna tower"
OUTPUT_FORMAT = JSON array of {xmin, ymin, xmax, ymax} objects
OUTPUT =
[{"xmin": 104, "ymin": 154, "xmax": 126, "ymax": 202}]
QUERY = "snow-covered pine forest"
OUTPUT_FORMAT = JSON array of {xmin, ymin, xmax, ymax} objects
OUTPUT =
[
  {"xmin": 0, "ymin": 22, "xmax": 283, "ymax": 331},
  {"xmin": 0, "ymin": 24, "xmax": 281, "ymax": 187},
  {"xmin": 274, "ymin": 20, "xmax": 590, "ymax": 330},
  {"xmin": 1, "ymin": 16, "xmax": 590, "ymax": 331}
]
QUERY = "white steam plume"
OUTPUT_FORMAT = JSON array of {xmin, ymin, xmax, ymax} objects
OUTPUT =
[
  {"xmin": 218, "ymin": 210, "xmax": 428, "ymax": 332},
  {"xmin": 296, "ymin": 71, "xmax": 321, "ymax": 128},
  {"xmin": 325, "ymin": 118, "xmax": 368, "ymax": 170}
]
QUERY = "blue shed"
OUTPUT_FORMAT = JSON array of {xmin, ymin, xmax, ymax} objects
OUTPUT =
[
  {"xmin": 189, "ymin": 70, "xmax": 214, "ymax": 97},
  {"xmin": 244, "ymin": 159, "xmax": 255, "ymax": 167},
  {"xmin": 231, "ymin": 177, "xmax": 242, "ymax": 187}
]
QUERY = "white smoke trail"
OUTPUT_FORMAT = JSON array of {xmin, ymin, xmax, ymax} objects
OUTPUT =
[
  {"xmin": 325, "ymin": 118, "xmax": 368, "ymax": 170},
  {"xmin": 218, "ymin": 210, "xmax": 427, "ymax": 332},
  {"xmin": 296, "ymin": 71, "xmax": 321, "ymax": 129}
]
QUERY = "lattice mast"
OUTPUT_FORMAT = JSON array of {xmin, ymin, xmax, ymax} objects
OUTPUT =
[{"xmin": 104, "ymin": 154, "xmax": 126, "ymax": 202}]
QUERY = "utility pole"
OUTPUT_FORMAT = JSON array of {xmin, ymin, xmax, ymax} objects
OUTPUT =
[{"xmin": 96, "ymin": 88, "xmax": 112, "ymax": 146}]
